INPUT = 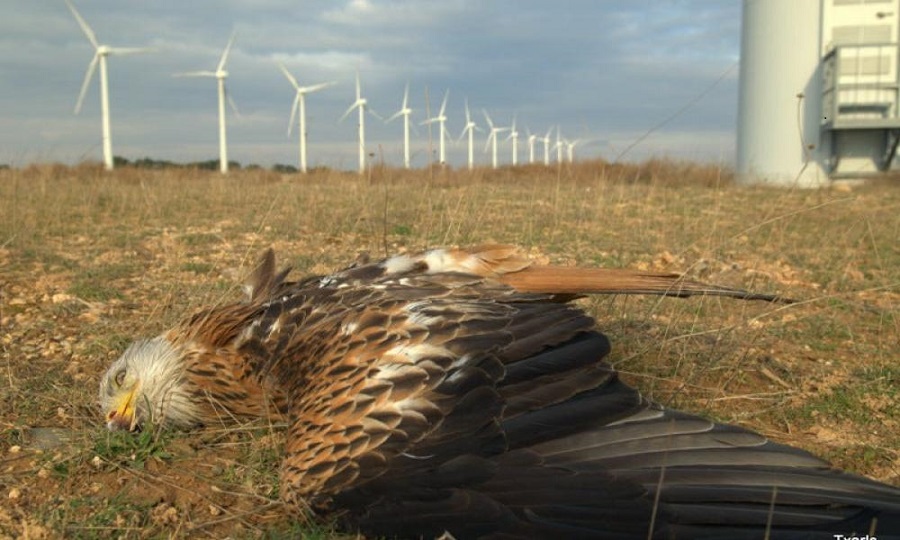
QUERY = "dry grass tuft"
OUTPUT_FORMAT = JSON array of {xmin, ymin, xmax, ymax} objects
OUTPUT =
[{"xmin": 0, "ymin": 160, "xmax": 898, "ymax": 538}]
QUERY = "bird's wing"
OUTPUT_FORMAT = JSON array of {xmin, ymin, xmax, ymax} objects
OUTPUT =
[
  {"xmin": 338, "ymin": 331, "xmax": 900, "ymax": 539},
  {"xmin": 237, "ymin": 246, "xmax": 897, "ymax": 538},
  {"xmin": 316, "ymin": 244, "xmax": 791, "ymax": 302}
]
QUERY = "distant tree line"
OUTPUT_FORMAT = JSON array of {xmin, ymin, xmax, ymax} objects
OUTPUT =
[{"xmin": 109, "ymin": 156, "xmax": 300, "ymax": 173}]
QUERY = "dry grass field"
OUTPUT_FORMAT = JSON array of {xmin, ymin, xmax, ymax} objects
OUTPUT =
[{"xmin": 0, "ymin": 160, "xmax": 898, "ymax": 538}]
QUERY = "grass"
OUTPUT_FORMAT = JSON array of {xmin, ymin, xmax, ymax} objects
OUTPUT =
[
  {"xmin": 0, "ymin": 160, "xmax": 898, "ymax": 538},
  {"xmin": 92, "ymin": 428, "xmax": 175, "ymax": 470}
]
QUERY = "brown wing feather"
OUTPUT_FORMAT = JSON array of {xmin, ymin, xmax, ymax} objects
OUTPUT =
[
  {"xmin": 446, "ymin": 244, "xmax": 790, "ymax": 302},
  {"xmin": 241, "ymin": 280, "xmax": 522, "ymax": 504},
  {"xmin": 321, "ymin": 244, "xmax": 790, "ymax": 303},
  {"xmin": 498, "ymin": 265, "xmax": 791, "ymax": 302}
]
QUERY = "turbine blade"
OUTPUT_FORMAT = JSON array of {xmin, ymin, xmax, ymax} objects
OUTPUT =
[
  {"xmin": 64, "ymin": 0, "xmax": 99, "ymax": 49},
  {"xmin": 225, "ymin": 87, "xmax": 240, "ymax": 116},
  {"xmin": 355, "ymin": 71, "xmax": 361, "ymax": 100},
  {"xmin": 484, "ymin": 132, "xmax": 494, "ymax": 153},
  {"xmin": 287, "ymin": 95, "xmax": 300, "ymax": 136},
  {"xmin": 301, "ymin": 81, "xmax": 336, "ymax": 94},
  {"xmin": 339, "ymin": 102, "xmax": 359, "ymax": 122},
  {"xmin": 217, "ymin": 32, "xmax": 236, "ymax": 72},
  {"xmin": 173, "ymin": 70, "xmax": 217, "ymax": 77},
  {"xmin": 74, "ymin": 53, "xmax": 98, "ymax": 114},
  {"xmin": 386, "ymin": 110, "xmax": 403, "ymax": 123},
  {"xmin": 278, "ymin": 62, "xmax": 300, "ymax": 90},
  {"xmin": 108, "ymin": 46, "xmax": 154, "ymax": 56},
  {"xmin": 439, "ymin": 90, "xmax": 449, "ymax": 116},
  {"xmin": 367, "ymin": 106, "xmax": 384, "ymax": 121},
  {"xmin": 482, "ymin": 109, "xmax": 494, "ymax": 129},
  {"xmin": 402, "ymin": 82, "xmax": 409, "ymax": 109}
]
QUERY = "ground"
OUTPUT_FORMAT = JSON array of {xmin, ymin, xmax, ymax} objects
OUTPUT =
[{"xmin": 0, "ymin": 161, "xmax": 898, "ymax": 538}]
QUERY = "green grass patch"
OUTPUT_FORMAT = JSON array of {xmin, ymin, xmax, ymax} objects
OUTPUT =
[
  {"xmin": 180, "ymin": 261, "xmax": 214, "ymax": 274},
  {"xmin": 92, "ymin": 428, "xmax": 174, "ymax": 470},
  {"xmin": 45, "ymin": 495, "xmax": 154, "ymax": 540},
  {"xmin": 180, "ymin": 232, "xmax": 224, "ymax": 246}
]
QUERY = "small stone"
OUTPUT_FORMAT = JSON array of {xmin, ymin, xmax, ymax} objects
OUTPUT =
[
  {"xmin": 8, "ymin": 488, "xmax": 21, "ymax": 500},
  {"xmin": 8, "ymin": 445, "xmax": 20, "ymax": 454}
]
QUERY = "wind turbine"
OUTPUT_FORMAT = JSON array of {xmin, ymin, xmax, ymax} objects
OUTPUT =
[
  {"xmin": 483, "ymin": 110, "xmax": 509, "ymax": 169},
  {"xmin": 175, "ymin": 32, "xmax": 239, "ymax": 174},
  {"xmin": 458, "ymin": 99, "xmax": 482, "ymax": 171},
  {"xmin": 421, "ymin": 90, "xmax": 450, "ymax": 165},
  {"xmin": 278, "ymin": 62, "xmax": 335, "ymax": 174},
  {"xmin": 506, "ymin": 115, "xmax": 519, "ymax": 166},
  {"xmin": 340, "ymin": 71, "xmax": 379, "ymax": 175},
  {"xmin": 565, "ymin": 139, "xmax": 581, "ymax": 163},
  {"xmin": 386, "ymin": 82, "xmax": 414, "ymax": 169},
  {"xmin": 541, "ymin": 128, "xmax": 553, "ymax": 165},
  {"xmin": 526, "ymin": 128, "xmax": 537, "ymax": 164},
  {"xmin": 555, "ymin": 126, "xmax": 565, "ymax": 163},
  {"xmin": 64, "ymin": 0, "xmax": 152, "ymax": 171}
]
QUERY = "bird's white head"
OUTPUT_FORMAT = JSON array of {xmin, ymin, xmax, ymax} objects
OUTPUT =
[{"xmin": 98, "ymin": 336, "xmax": 197, "ymax": 431}]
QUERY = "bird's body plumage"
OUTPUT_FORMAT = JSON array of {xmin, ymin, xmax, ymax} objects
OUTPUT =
[{"xmin": 99, "ymin": 245, "xmax": 900, "ymax": 539}]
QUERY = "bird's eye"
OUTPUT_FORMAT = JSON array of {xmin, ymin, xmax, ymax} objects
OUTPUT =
[{"xmin": 114, "ymin": 369, "xmax": 126, "ymax": 387}]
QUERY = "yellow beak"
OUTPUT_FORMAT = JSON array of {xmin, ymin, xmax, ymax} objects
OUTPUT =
[{"xmin": 106, "ymin": 384, "xmax": 139, "ymax": 431}]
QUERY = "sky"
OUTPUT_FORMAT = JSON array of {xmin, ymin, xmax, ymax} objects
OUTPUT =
[{"xmin": 0, "ymin": 1, "xmax": 742, "ymax": 170}]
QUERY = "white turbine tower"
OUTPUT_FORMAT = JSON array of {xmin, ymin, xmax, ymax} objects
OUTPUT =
[
  {"xmin": 421, "ymin": 90, "xmax": 450, "ymax": 165},
  {"xmin": 386, "ymin": 82, "xmax": 414, "ymax": 169},
  {"xmin": 278, "ymin": 63, "xmax": 335, "ymax": 174},
  {"xmin": 483, "ymin": 110, "xmax": 509, "ymax": 169},
  {"xmin": 541, "ymin": 128, "xmax": 553, "ymax": 165},
  {"xmin": 458, "ymin": 99, "xmax": 481, "ymax": 171},
  {"xmin": 340, "ymin": 71, "xmax": 379, "ymax": 175},
  {"xmin": 65, "ymin": 0, "xmax": 152, "ymax": 171},
  {"xmin": 176, "ymin": 33, "xmax": 239, "ymax": 174},
  {"xmin": 555, "ymin": 126, "xmax": 565, "ymax": 163},
  {"xmin": 506, "ymin": 115, "xmax": 519, "ymax": 166},
  {"xmin": 565, "ymin": 139, "xmax": 581, "ymax": 163},
  {"xmin": 526, "ymin": 128, "xmax": 537, "ymax": 164}
]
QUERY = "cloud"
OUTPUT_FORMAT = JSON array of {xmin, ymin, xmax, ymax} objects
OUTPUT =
[
  {"xmin": 0, "ymin": 1, "xmax": 744, "ymax": 169},
  {"xmin": 322, "ymin": 0, "xmax": 467, "ymax": 28}
]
